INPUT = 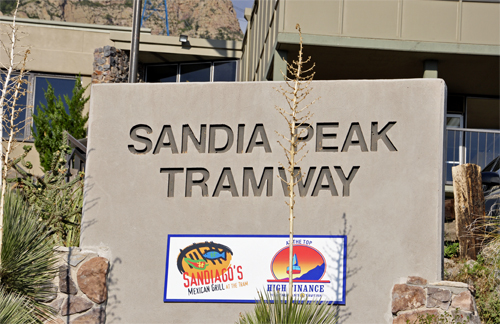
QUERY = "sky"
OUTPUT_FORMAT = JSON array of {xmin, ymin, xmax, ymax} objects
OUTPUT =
[{"xmin": 231, "ymin": 0, "xmax": 254, "ymax": 33}]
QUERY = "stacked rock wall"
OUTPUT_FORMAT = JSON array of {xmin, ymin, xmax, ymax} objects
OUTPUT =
[
  {"xmin": 92, "ymin": 46, "xmax": 129, "ymax": 84},
  {"xmin": 391, "ymin": 276, "xmax": 480, "ymax": 324},
  {"xmin": 44, "ymin": 247, "xmax": 109, "ymax": 324}
]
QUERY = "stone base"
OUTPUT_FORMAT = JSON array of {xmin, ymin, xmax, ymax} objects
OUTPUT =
[
  {"xmin": 391, "ymin": 276, "xmax": 481, "ymax": 324},
  {"xmin": 44, "ymin": 246, "xmax": 109, "ymax": 324}
]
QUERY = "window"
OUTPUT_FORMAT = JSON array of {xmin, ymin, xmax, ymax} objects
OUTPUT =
[
  {"xmin": 0, "ymin": 72, "xmax": 77, "ymax": 140},
  {"xmin": 33, "ymin": 76, "xmax": 77, "ymax": 135},
  {"xmin": 146, "ymin": 64, "xmax": 177, "ymax": 83},
  {"xmin": 445, "ymin": 114, "xmax": 464, "ymax": 182},
  {"xmin": 446, "ymin": 95, "xmax": 500, "ymax": 130},
  {"xmin": 214, "ymin": 61, "xmax": 237, "ymax": 82},
  {"xmin": 146, "ymin": 60, "xmax": 238, "ymax": 83},
  {"xmin": 180, "ymin": 63, "xmax": 211, "ymax": 82}
]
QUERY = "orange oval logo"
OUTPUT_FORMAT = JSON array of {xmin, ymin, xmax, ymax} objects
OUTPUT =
[{"xmin": 177, "ymin": 242, "xmax": 233, "ymax": 279}]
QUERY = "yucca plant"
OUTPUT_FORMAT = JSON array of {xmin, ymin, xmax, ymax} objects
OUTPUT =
[
  {"xmin": 0, "ymin": 191, "xmax": 58, "ymax": 322},
  {"xmin": 237, "ymin": 290, "xmax": 339, "ymax": 324},
  {"xmin": 0, "ymin": 288, "xmax": 39, "ymax": 324}
]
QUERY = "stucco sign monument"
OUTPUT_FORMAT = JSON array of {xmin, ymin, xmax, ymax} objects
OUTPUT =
[{"xmin": 82, "ymin": 79, "xmax": 446, "ymax": 323}]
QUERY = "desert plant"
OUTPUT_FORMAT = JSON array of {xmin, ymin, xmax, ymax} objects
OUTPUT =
[
  {"xmin": 32, "ymin": 75, "xmax": 89, "ymax": 172},
  {"xmin": 446, "ymin": 246, "xmax": 500, "ymax": 323},
  {"xmin": 406, "ymin": 308, "xmax": 469, "ymax": 324},
  {"xmin": 455, "ymin": 186, "xmax": 500, "ymax": 322},
  {"xmin": 0, "ymin": 0, "xmax": 31, "ymax": 263},
  {"xmin": 0, "ymin": 288, "xmax": 40, "ymax": 324},
  {"xmin": 0, "ymin": 191, "xmax": 58, "ymax": 322},
  {"xmin": 275, "ymin": 24, "xmax": 317, "ymax": 297},
  {"xmin": 236, "ymin": 290, "xmax": 338, "ymax": 324},
  {"xmin": 10, "ymin": 132, "xmax": 84, "ymax": 246},
  {"xmin": 444, "ymin": 242, "xmax": 459, "ymax": 259}
]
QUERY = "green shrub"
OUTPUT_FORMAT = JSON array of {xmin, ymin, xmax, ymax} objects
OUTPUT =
[
  {"xmin": 0, "ymin": 288, "xmax": 40, "ymax": 324},
  {"xmin": 32, "ymin": 75, "xmax": 89, "ymax": 172},
  {"xmin": 0, "ymin": 191, "xmax": 58, "ymax": 322},
  {"xmin": 406, "ymin": 309, "xmax": 469, "ymax": 324},
  {"xmin": 0, "ymin": 1, "xmax": 16, "ymax": 15},
  {"xmin": 464, "ymin": 254, "xmax": 500, "ymax": 323},
  {"xmin": 78, "ymin": 0, "xmax": 104, "ymax": 7},
  {"xmin": 447, "ymin": 247, "xmax": 500, "ymax": 323},
  {"xmin": 444, "ymin": 242, "xmax": 459, "ymax": 258}
]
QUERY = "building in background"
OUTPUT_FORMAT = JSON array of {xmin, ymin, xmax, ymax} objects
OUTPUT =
[
  {"xmin": 0, "ymin": 16, "xmax": 243, "ymax": 174},
  {"xmin": 239, "ymin": 0, "xmax": 499, "ymax": 193}
]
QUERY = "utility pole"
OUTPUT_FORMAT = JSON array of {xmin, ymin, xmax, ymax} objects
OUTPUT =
[{"xmin": 129, "ymin": 0, "xmax": 142, "ymax": 83}]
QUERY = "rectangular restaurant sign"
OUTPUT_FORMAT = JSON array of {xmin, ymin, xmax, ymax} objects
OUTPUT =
[{"xmin": 164, "ymin": 235, "xmax": 347, "ymax": 304}]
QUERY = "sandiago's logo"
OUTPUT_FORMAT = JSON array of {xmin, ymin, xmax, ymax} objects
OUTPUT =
[
  {"xmin": 267, "ymin": 244, "xmax": 330, "ymax": 298},
  {"xmin": 177, "ymin": 242, "xmax": 245, "ymax": 296}
]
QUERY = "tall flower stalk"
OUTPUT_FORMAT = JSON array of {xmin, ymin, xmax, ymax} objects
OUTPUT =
[{"xmin": 275, "ymin": 24, "xmax": 318, "ymax": 298}]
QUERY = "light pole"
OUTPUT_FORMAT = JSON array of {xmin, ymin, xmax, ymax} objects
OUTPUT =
[{"xmin": 129, "ymin": 0, "xmax": 143, "ymax": 83}]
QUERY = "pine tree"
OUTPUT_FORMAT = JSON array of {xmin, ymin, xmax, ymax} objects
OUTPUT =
[{"xmin": 32, "ymin": 75, "xmax": 89, "ymax": 171}]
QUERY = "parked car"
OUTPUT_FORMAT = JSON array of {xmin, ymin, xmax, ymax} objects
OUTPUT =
[{"xmin": 482, "ymin": 156, "xmax": 500, "ymax": 217}]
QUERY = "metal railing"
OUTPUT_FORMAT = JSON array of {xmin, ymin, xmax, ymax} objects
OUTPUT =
[
  {"xmin": 446, "ymin": 128, "xmax": 500, "ymax": 183},
  {"xmin": 65, "ymin": 131, "xmax": 87, "ymax": 182}
]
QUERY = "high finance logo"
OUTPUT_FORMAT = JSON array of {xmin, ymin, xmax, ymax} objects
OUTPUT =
[
  {"xmin": 177, "ymin": 242, "xmax": 243, "ymax": 288},
  {"xmin": 268, "ymin": 245, "xmax": 330, "ymax": 284}
]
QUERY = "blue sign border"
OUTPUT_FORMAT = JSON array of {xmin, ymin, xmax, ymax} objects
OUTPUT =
[{"xmin": 164, "ymin": 234, "xmax": 347, "ymax": 305}]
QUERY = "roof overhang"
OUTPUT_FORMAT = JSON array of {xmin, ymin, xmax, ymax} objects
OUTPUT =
[
  {"xmin": 111, "ymin": 32, "xmax": 243, "ymax": 64},
  {"xmin": 278, "ymin": 32, "xmax": 500, "ymax": 57},
  {"xmin": 270, "ymin": 33, "xmax": 499, "ymax": 96}
]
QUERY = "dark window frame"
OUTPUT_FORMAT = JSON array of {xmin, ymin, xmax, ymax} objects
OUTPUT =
[
  {"xmin": 145, "ymin": 60, "xmax": 239, "ymax": 83},
  {"xmin": 1, "ymin": 71, "xmax": 77, "ymax": 141}
]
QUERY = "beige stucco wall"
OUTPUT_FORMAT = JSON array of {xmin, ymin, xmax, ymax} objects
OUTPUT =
[
  {"xmin": 0, "ymin": 18, "xmax": 115, "ymax": 76},
  {"xmin": 462, "ymin": 1, "xmax": 500, "ymax": 45},
  {"xmin": 402, "ymin": 0, "xmax": 459, "ymax": 42},
  {"xmin": 281, "ymin": 0, "xmax": 500, "ymax": 44},
  {"xmin": 8, "ymin": 142, "xmax": 43, "ymax": 175},
  {"xmin": 343, "ymin": 0, "xmax": 400, "ymax": 39}
]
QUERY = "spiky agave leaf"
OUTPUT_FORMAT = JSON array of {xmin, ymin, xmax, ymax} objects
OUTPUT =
[
  {"xmin": 0, "ymin": 287, "xmax": 39, "ymax": 324},
  {"xmin": 0, "ymin": 191, "xmax": 58, "ymax": 321},
  {"xmin": 237, "ymin": 290, "xmax": 339, "ymax": 324}
]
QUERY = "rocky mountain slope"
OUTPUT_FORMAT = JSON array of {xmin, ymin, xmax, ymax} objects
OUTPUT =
[{"xmin": 0, "ymin": 0, "xmax": 243, "ymax": 40}]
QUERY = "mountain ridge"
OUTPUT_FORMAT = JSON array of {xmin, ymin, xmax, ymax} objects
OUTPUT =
[{"xmin": 0, "ymin": 0, "xmax": 243, "ymax": 40}]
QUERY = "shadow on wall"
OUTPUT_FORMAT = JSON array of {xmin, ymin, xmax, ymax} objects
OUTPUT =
[
  {"xmin": 324, "ymin": 213, "xmax": 361, "ymax": 323},
  {"xmin": 104, "ymin": 257, "xmax": 122, "ymax": 324},
  {"xmin": 82, "ymin": 147, "xmax": 99, "ymax": 231}
]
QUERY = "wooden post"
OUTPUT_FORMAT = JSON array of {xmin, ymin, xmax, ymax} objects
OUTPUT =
[{"xmin": 452, "ymin": 163, "xmax": 485, "ymax": 260}]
